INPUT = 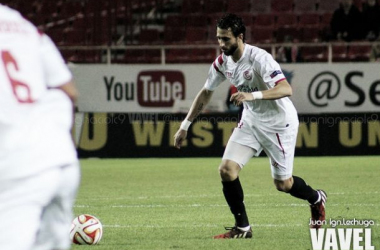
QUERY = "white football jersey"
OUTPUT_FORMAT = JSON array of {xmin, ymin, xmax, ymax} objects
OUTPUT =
[
  {"xmin": 0, "ymin": 5, "xmax": 77, "ymax": 180},
  {"xmin": 205, "ymin": 44, "xmax": 298, "ymax": 132}
]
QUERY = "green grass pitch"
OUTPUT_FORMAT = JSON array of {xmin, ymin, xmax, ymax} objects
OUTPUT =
[{"xmin": 72, "ymin": 156, "xmax": 380, "ymax": 250}]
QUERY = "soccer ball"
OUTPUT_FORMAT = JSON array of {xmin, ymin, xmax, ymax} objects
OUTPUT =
[{"xmin": 69, "ymin": 214, "xmax": 103, "ymax": 245}]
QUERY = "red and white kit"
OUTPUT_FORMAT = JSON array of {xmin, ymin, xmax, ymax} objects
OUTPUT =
[
  {"xmin": 205, "ymin": 44, "xmax": 299, "ymax": 180},
  {"xmin": 0, "ymin": 4, "xmax": 79, "ymax": 250}
]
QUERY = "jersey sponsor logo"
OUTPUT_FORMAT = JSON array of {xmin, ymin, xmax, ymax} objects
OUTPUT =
[
  {"xmin": 0, "ymin": 21, "xmax": 27, "ymax": 33},
  {"xmin": 137, "ymin": 71, "xmax": 185, "ymax": 107},
  {"xmin": 237, "ymin": 85, "xmax": 255, "ymax": 93},
  {"xmin": 270, "ymin": 70, "xmax": 282, "ymax": 78},
  {"xmin": 225, "ymin": 71, "xmax": 233, "ymax": 78},
  {"xmin": 243, "ymin": 70, "xmax": 252, "ymax": 80}
]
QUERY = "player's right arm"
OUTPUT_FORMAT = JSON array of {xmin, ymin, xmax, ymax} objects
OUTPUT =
[
  {"xmin": 39, "ymin": 33, "xmax": 78, "ymax": 104},
  {"xmin": 173, "ymin": 87, "xmax": 213, "ymax": 149},
  {"xmin": 185, "ymin": 87, "xmax": 214, "ymax": 122},
  {"xmin": 174, "ymin": 55, "xmax": 225, "ymax": 149}
]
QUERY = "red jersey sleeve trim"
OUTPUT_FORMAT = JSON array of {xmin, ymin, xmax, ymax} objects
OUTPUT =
[
  {"xmin": 213, "ymin": 62, "xmax": 223, "ymax": 75},
  {"xmin": 217, "ymin": 54, "xmax": 224, "ymax": 65},
  {"xmin": 274, "ymin": 78, "xmax": 286, "ymax": 85}
]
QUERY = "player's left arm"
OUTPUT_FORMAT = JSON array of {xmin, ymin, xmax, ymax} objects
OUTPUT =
[
  {"xmin": 54, "ymin": 79, "xmax": 79, "ymax": 103},
  {"xmin": 230, "ymin": 79, "xmax": 292, "ymax": 105}
]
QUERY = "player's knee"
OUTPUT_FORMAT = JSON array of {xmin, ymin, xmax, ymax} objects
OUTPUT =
[
  {"xmin": 218, "ymin": 162, "xmax": 239, "ymax": 181},
  {"xmin": 274, "ymin": 179, "xmax": 292, "ymax": 192}
]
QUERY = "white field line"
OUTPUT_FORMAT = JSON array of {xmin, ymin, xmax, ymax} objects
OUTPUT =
[
  {"xmin": 101, "ymin": 223, "xmax": 380, "ymax": 229},
  {"xmin": 77, "ymin": 191, "xmax": 379, "ymax": 201},
  {"xmin": 101, "ymin": 223, "xmax": 304, "ymax": 228},
  {"xmin": 74, "ymin": 203, "xmax": 379, "ymax": 209}
]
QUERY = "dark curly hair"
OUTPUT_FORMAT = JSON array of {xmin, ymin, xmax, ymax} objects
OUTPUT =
[{"xmin": 216, "ymin": 13, "xmax": 246, "ymax": 42}]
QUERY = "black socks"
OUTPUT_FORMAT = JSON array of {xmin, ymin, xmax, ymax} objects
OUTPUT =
[
  {"xmin": 222, "ymin": 177, "xmax": 249, "ymax": 227},
  {"xmin": 288, "ymin": 176, "xmax": 319, "ymax": 204}
]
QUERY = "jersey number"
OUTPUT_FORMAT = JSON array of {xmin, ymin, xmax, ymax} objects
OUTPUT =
[{"xmin": 1, "ymin": 51, "xmax": 34, "ymax": 103}]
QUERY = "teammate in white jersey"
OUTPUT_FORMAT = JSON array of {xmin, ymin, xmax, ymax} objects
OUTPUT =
[
  {"xmin": 174, "ymin": 13, "xmax": 327, "ymax": 239},
  {"xmin": 0, "ymin": 4, "xmax": 80, "ymax": 250}
]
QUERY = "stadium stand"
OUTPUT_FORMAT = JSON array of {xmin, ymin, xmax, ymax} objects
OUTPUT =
[
  {"xmin": 276, "ymin": 13, "xmax": 298, "ymax": 28},
  {"xmin": 226, "ymin": 0, "xmax": 251, "ymax": 14},
  {"xmin": 293, "ymin": 0, "xmax": 317, "ymax": 13},
  {"xmin": 251, "ymin": 27, "xmax": 275, "ymax": 43},
  {"xmin": 300, "ymin": 46, "xmax": 328, "ymax": 62},
  {"xmin": 332, "ymin": 44, "xmax": 350, "ymax": 62},
  {"xmin": 271, "ymin": 0, "xmax": 294, "ymax": 13},
  {"xmin": 4, "ymin": 0, "xmax": 376, "ymax": 64},
  {"xmin": 348, "ymin": 44, "xmax": 372, "ymax": 61},
  {"xmin": 254, "ymin": 13, "xmax": 276, "ymax": 28},
  {"xmin": 298, "ymin": 13, "xmax": 320, "ymax": 28}
]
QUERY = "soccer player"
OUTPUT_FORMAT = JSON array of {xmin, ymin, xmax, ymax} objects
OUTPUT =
[
  {"xmin": 174, "ymin": 13, "xmax": 327, "ymax": 239},
  {"xmin": 0, "ymin": 4, "xmax": 80, "ymax": 250}
]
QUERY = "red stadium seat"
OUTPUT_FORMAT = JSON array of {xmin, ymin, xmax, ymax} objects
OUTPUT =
[
  {"xmin": 293, "ymin": 0, "xmax": 317, "ymax": 13},
  {"xmin": 298, "ymin": 13, "xmax": 320, "ymax": 28},
  {"xmin": 58, "ymin": 1, "xmax": 83, "ymax": 18},
  {"xmin": 320, "ymin": 13, "xmax": 333, "ymax": 28},
  {"xmin": 47, "ymin": 30, "xmax": 65, "ymax": 46},
  {"xmin": 332, "ymin": 45, "xmax": 349, "ymax": 62},
  {"xmin": 165, "ymin": 15, "xmax": 187, "ymax": 30},
  {"xmin": 318, "ymin": 0, "xmax": 340, "ymax": 12},
  {"xmin": 227, "ymin": 0, "xmax": 251, "ymax": 13},
  {"xmin": 276, "ymin": 13, "xmax": 298, "ymax": 28},
  {"xmin": 348, "ymin": 45, "xmax": 372, "ymax": 61},
  {"xmin": 116, "ymin": 49, "xmax": 161, "ymax": 64},
  {"xmin": 254, "ymin": 13, "xmax": 275, "ymax": 28},
  {"xmin": 138, "ymin": 29, "xmax": 161, "ymax": 44},
  {"xmin": 271, "ymin": 0, "xmax": 294, "ymax": 12},
  {"xmin": 39, "ymin": 2, "xmax": 59, "ymax": 20},
  {"xmin": 189, "ymin": 48, "xmax": 217, "ymax": 63},
  {"xmin": 164, "ymin": 28, "xmax": 186, "ymax": 44},
  {"xmin": 276, "ymin": 27, "xmax": 300, "ymax": 43},
  {"xmin": 60, "ymin": 50, "xmax": 80, "ymax": 63},
  {"xmin": 244, "ymin": 27, "xmax": 252, "ymax": 43},
  {"xmin": 239, "ymin": 13, "xmax": 255, "ymax": 27},
  {"xmin": 301, "ymin": 27, "xmax": 321, "ymax": 42},
  {"xmin": 250, "ymin": 0, "xmax": 271, "ymax": 13},
  {"xmin": 181, "ymin": 0, "xmax": 203, "ymax": 14},
  {"xmin": 203, "ymin": 0, "xmax": 226, "ymax": 14},
  {"xmin": 301, "ymin": 46, "xmax": 328, "ymax": 62},
  {"xmin": 186, "ymin": 14, "xmax": 209, "ymax": 28},
  {"xmin": 63, "ymin": 29, "xmax": 88, "ymax": 45},
  {"xmin": 166, "ymin": 48, "xmax": 191, "ymax": 63},
  {"xmin": 251, "ymin": 27, "xmax": 274, "ymax": 43},
  {"xmin": 70, "ymin": 17, "xmax": 88, "ymax": 31},
  {"xmin": 60, "ymin": 49, "xmax": 102, "ymax": 63},
  {"xmin": 185, "ymin": 27, "xmax": 208, "ymax": 44}
]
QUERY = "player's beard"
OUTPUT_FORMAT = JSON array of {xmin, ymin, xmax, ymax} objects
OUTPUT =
[{"xmin": 222, "ymin": 43, "xmax": 238, "ymax": 56}]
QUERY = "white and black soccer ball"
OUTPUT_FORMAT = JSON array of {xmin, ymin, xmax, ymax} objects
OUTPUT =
[{"xmin": 70, "ymin": 214, "xmax": 103, "ymax": 245}]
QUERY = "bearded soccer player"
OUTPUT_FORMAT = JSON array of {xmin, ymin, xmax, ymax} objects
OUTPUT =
[
  {"xmin": 0, "ymin": 4, "xmax": 80, "ymax": 250},
  {"xmin": 174, "ymin": 13, "xmax": 327, "ymax": 239}
]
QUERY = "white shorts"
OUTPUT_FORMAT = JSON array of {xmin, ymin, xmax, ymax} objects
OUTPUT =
[
  {"xmin": 222, "ymin": 121, "xmax": 298, "ymax": 181},
  {"xmin": 0, "ymin": 163, "xmax": 80, "ymax": 250}
]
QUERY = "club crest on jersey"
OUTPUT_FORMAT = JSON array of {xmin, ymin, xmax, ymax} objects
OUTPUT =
[
  {"xmin": 270, "ymin": 70, "xmax": 282, "ymax": 78},
  {"xmin": 243, "ymin": 70, "xmax": 252, "ymax": 80}
]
